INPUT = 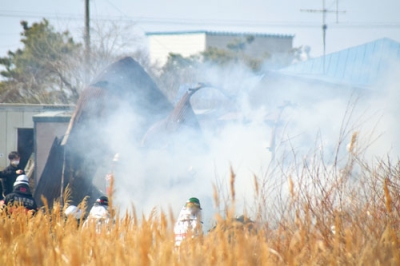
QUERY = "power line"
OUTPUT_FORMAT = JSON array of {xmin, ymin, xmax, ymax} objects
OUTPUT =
[
  {"xmin": 102, "ymin": 0, "xmax": 129, "ymax": 18},
  {"xmin": 0, "ymin": 11, "xmax": 399, "ymax": 29}
]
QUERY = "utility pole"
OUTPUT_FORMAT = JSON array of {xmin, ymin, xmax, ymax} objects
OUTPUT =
[
  {"xmin": 84, "ymin": 0, "xmax": 90, "ymax": 84},
  {"xmin": 301, "ymin": 0, "xmax": 345, "ymax": 73}
]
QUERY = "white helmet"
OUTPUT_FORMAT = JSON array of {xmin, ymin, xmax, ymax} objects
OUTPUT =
[
  {"xmin": 64, "ymin": 205, "xmax": 82, "ymax": 219},
  {"xmin": 14, "ymin": 175, "xmax": 29, "ymax": 187}
]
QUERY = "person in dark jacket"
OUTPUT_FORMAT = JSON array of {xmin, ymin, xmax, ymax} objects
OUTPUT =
[
  {"xmin": 0, "ymin": 151, "xmax": 24, "ymax": 199},
  {"xmin": 4, "ymin": 174, "xmax": 37, "ymax": 214}
]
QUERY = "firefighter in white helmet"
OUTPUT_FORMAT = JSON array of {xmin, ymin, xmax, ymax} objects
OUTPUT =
[{"xmin": 82, "ymin": 196, "xmax": 112, "ymax": 233}]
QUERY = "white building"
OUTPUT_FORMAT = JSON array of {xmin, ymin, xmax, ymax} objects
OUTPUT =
[{"xmin": 146, "ymin": 30, "xmax": 294, "ymax": 67}]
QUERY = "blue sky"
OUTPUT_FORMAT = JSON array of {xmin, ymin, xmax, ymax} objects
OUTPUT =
[{"xmin": 1, "ymin": 0, "xmax": 399, "ymax": 59}]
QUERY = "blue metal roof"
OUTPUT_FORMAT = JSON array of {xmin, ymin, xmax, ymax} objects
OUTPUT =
[{"xmin": 279, "ymin": 38, "xmax": 400, "ymax": 89}]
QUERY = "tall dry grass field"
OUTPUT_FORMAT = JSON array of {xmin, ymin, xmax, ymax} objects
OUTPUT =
[{"xmin": 1, "ymin": 134, "xmax": 400, "ymax": 265}]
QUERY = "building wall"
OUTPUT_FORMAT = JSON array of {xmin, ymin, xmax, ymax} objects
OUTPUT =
[
  {"xmin": 34, "ymin": 119, "xmax": 70, "ymax": 185},
  {"xmin": 0, "ymin": 104, "xmax": 73, "ymax": 169},
  {"xmin": 147, "ymin": 33, "xmax": 206, "ymax": 66},
  {"xmin": 146, "ymin": 31, "xmax": 294, "ymax": 67},
  {"xmin": 206, "ymin": 34, "xmax": 293, "ymax": 58},
  {"xmin": 0, "ymin": 110, "xmax": 36, "ymax": 168},
  {"xmin": 1, "ymin": 105, "xmax": 49, "ymax": 168}
]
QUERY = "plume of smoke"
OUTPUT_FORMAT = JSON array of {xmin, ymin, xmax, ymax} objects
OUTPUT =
[{"xmin": 80, "ymin": 55, "xmax": 400, "ymax": 231}]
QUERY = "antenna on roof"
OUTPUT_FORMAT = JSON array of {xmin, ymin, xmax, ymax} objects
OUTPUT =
[{"xmin": 301, "ymin": 0, "xmax": 346, "ymax": 73}]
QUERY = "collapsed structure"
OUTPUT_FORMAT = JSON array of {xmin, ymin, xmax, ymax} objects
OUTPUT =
[{"xmin": 34, "ymin": 57, "xmax": 204, "ymax": 208}]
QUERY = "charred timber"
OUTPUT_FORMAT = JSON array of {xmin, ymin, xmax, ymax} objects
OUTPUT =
[
  {"xmin": 141, "ymin": 83, "xmax": 207, "ymax": 150},
  {"xmin": 35, "ymin": 57, "xmax": 173, "ymax": 208}
]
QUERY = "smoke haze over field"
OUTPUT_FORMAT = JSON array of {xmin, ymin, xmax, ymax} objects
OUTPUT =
[
  {"xmin": 75, "ymin": 55, "xmax": 400, "ymax": 230},
  {"xmin": 0, "ymin": 0, "xmax": 399, "ymax": 234}
]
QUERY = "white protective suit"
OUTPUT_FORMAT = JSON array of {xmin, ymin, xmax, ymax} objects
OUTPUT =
[
  {"xmin": 174, "ymin": 205, "xmax": 202, "ymax": 246},
  {"xmin": 82, "ymin": 204, "xmax": 112, "ymax": 233}
]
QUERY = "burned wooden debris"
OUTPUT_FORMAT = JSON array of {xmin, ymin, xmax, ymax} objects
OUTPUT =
[
  {"xmin": 34, "ymin": 57, "xmax": 205, "ymax": 208},
  {"xmin": 141, "ymin": 82, "xmax": 207, "ymax": 150}
]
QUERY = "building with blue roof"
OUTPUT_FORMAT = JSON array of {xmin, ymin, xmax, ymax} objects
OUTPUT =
[{"xmin": 278, "ymin": 38, "xmax": 400, "ymax": 89}]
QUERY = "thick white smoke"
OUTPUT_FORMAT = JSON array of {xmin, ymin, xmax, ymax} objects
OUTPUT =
[{"xmin": 87, "ymin": 55, "xmax": 399, "ymax": 231}]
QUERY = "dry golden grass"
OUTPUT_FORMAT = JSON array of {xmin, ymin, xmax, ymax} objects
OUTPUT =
[
  {"xmin": 0, "ymin": 203, "xmax": 397, "ymax": 266},
  {"xmin": 1, "ymin": 134, "xmax": 400, "ymax": 265},
  {"xmin": 1, "ymin": 175, "xmax": 399, "ymax": 265}
]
